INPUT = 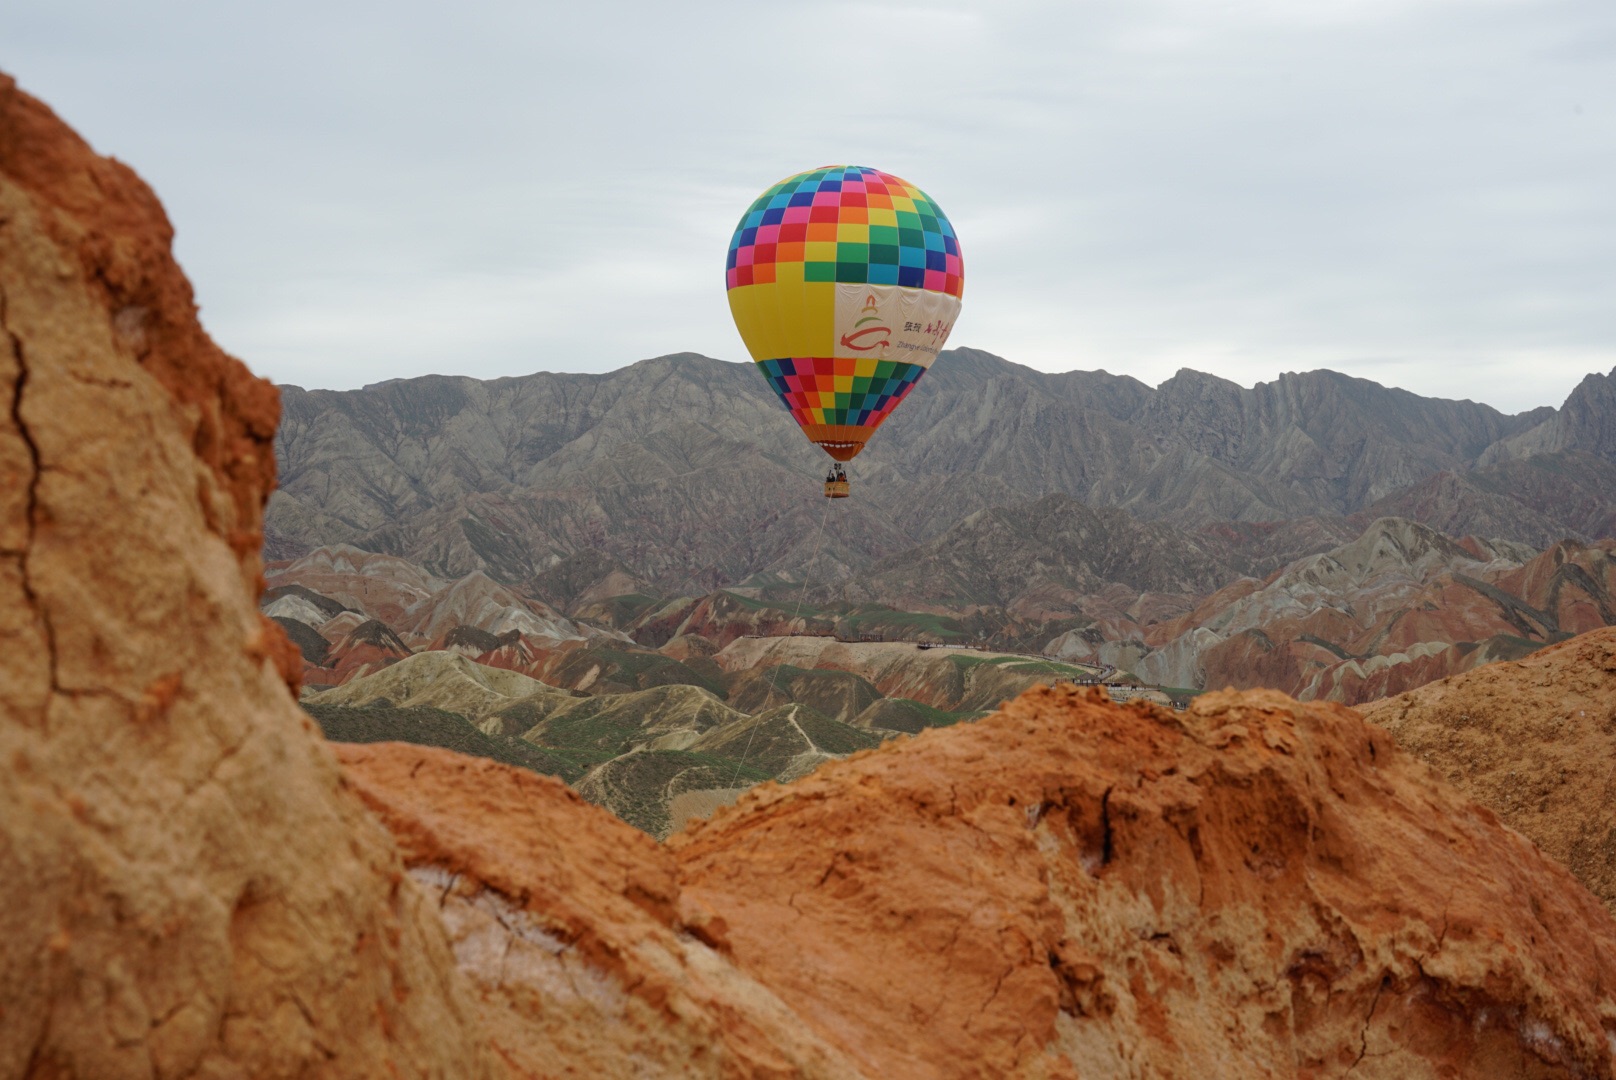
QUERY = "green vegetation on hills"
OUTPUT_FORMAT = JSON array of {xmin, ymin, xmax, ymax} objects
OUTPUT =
[
  {"xmin": 854, "ymin": 697, "xmax": 986, "ymax": 734},
  {"xmin": 835, "ymin": 605, "xmax": 969, "ymax": 642},
  {"xmin": 691, "ymin": 704, "xmax": 881, "ymax": 778},
  {"xmin": 577, "ymin": 750, "xmax": 771, "ymax": 837},
  {"xmin": 988, "ymin": 614, "xmax": 1094, "ymax": 654},
  {"xmin": 788, "ymin": 708, "xmax": 884, "ymax": 756},
  {"xmin": 545, "ymin": 641, "xmax": 726, "ymax": 698},
  {"xmin": 585, "ymin": 592, "xmax": 663, "ymax": 628},
  {"xmin": 521, "ymin": 684, "xmax": 741, "ymax": 759},
  {"xmin": 302, "ymin": 638, "xmax": 1109, "ymax": 840},
  {"xmin": 594, "ymin": 645, "xmax": 725, "ymax": 694},
  {"xmin": 306, "ymin": 702, "xmax": 589, "ymax": 782},
  {"xmin": 490, "ymin": 695, "xmax": 569, "ymax": 736},
  {"xmin": 724, "ymin": 664, "xmax": 882, "ymax": 723},
  {"xmin": 712, "ymin": 590, "xmax": 829, "ymax": 616}
]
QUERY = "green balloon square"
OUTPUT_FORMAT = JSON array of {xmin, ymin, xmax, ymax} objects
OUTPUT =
[{"xmin": 835, "ymin": 262, "xmax": 868, "ymax": 283}]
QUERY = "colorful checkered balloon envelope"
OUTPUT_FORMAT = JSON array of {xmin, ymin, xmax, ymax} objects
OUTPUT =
[{"xmin": 726, "ymin": 165, "xmax": 963, "ymax": 462}]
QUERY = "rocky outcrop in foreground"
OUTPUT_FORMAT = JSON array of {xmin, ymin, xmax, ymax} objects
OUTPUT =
[
  {"xmin": 343, "ymin": 684, "xmax": 1616, "ymax": 1078},
  {"xmin": 1362, "ymin": 624, "xmax": 1616, "ymax": 914},
  {"xmin": 0, "ymin": 73, "xmax": 496, "ymax": 1077}
]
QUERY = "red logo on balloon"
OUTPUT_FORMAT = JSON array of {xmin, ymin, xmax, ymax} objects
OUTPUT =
[{"xmin": 841, "ymin": 293, "xmax": 891, "ymax": 352}]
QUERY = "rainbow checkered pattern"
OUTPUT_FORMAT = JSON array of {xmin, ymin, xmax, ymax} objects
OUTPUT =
[
  {"xmin": 725, "ymin": 166, "xmax": 963, "ymax": 295},
  {"xmin": 725, "ymin": 166, "xmax": 963, "ymax": 461},
  {"xmin": 757, "ymin": 356, "xmax": 927, "ymax": 432}
]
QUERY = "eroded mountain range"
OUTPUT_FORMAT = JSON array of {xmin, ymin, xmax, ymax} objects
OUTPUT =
[
  {"xmin": 264, "ymin": 347, "xmax": 1616, "ymax": 717},
  {"xmin": 268, "ymin": 348, "xmax": 1616, "ymax": 583},
  {"xmin": 253, "ymin": 339, "xmax": 1616, "ymax": 850}
]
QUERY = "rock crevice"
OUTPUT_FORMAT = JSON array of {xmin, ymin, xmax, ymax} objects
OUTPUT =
[{"xmin": 2, "ymin": 280, "xmax": 65, "ymax": 702}]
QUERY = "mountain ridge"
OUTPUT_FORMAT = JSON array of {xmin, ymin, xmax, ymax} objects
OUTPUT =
[{"xmin": 269, "ymin": 350, "xmax": 1598, "ymax": 593}]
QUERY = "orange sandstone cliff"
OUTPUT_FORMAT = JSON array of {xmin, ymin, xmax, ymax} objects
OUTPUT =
[
  {"xmin": 0, "ymin": 74, "xmax": 498, "ymax": 1077},
  {"xmin": 5, "ymin": 70, "xmax": 1616, "ymax": 1079}
]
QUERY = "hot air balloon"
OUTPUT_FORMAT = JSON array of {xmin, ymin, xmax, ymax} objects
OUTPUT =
[{"xmin": 726, "ymin": 166, "xmax": 963, "ymax": 497}]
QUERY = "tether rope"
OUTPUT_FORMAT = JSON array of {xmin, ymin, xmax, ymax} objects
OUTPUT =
[{"xmin": 729, "ymin": 488, "xmax": 833, "ymax": 785}]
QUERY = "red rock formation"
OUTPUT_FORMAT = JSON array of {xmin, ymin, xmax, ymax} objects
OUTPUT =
[
  {"xmin": 1132, "ymin": 523, "xmax": 1616, "ymax": 704},
  {"xmin": 308, "ymin": 616, "xmax": 415, "ymax": 685},
  {"xmin": 659, "ymin": 631, "xmax": 720, "ymax": 661},
  {"xmin": 1495, "ymin": 539, "xmax": 1616, "ymax": 635},
  {"xmin": 473, "ymin": 628, "xmax": 564, "ymax": 674},
  {"xmin": 266, "ymin": 543, "xmax": 441, "ymax": 626},
  {"xmin": 635, "ymin": 590, "xmax": 836, "ymax": 647},
  {"xmin": 334, "ymin": 744, "xmax": 866, "ymax": 1077},
  {"xmin": 678, "ymin": 686, "xmax": 1616, "ymax": 1077},
  {"xmin": 1361, "ymin": 624, "xmax": 1616, "ymax": 914},
  {"xmin": 340, "ymin": 684, "xmax": 1616, "ymax": 1078},
  {"xmin": 0, "ymin": 73, "xmax": 494, "ymax": 1075}
]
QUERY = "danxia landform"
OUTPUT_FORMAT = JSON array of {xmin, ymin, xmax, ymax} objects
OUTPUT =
[{"xmin": 6, "ymin": 69, "xmax": 1616, "ymax": 1078}]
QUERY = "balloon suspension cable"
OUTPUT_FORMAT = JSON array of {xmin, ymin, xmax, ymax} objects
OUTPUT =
[{"xmin": 730, "ymin": 489, "xmax": 834, "ymax": 786}]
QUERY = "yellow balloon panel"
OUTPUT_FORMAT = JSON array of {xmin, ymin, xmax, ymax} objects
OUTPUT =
[{"xmin": 727, "ymin": 281, "xmax": 835, "ymax": 361}]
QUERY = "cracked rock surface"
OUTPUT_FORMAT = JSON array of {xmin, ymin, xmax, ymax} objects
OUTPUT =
[{"xmin": 0, "ymin": 74, "xmax": 495, "ymax": 1078}]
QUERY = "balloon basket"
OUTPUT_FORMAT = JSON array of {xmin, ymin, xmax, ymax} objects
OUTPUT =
[{"xmin": 823, "ymin": 480, "xmax": 850, "ymax": 499}]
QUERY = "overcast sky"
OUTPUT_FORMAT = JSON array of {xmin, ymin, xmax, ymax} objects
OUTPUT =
[{"xmin": 6, "ymin": 0, "xmax": 1612, "ymax": 410}]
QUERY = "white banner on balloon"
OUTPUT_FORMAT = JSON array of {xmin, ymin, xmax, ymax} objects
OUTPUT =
[{"xmin": 832, "ymin": 284, "xmax": 961, "ymax": 369}]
